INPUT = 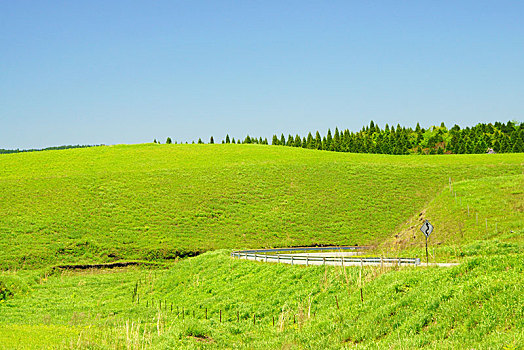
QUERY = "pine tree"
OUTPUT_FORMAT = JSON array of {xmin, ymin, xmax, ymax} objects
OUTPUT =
[
  {"xmin": 326, "ymin": 129, "xmax": 333, "ymax": 151},
  {"xmin": 315, "ymin": 131, "xmax": 322, "ymax": 150},
  {"xmin": 210, "ymin": 136, "xmax": 214, "ymax": 144},
  {"xmin": 306, "ymin": 133, "xmax": 314, "ymax": 149},
  {"xmin": 294, "ymin": 134, "xmax": 302, "ymax": 147},
  {"xmin": 225, "ymin": 134, "xmax": 230, "ymax": 143},
  {"xmin": 333, "ymin": 127, "xmax": 340, "ymax": 152},
  {"xmin": 232, "ymin": 137, "xmax": 236, "ymax": 144},
  {"xmin": 153, "ymin": 139, "xmax": 157, "ymax": 143},
  {"xmin": 512, "ymin": 130, "xmax": 524, "ymax": 152},
  {"xmin": 166, "ymin": 137, "xmax": 172, "ymax": 144},
  {"xmin": 280, "ymin": 134, "xmax": 286, "ymax": 146},
  {"xmin": 272, "ymin": 135, "xmax": 279, "ymax": 145},
  {"xmin": 287, "ymin": 134, "xmax": 294, "ymax": 147},
  {"xmin": 198, "ymin": 138, "xmax": 203, "ymax": 144}
]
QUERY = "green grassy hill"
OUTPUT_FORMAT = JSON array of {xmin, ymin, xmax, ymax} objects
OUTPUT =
[
  {"xmin": 0, "ymin": 144, "xmax": 522, "ymax": 349},
  {"xmin": 0, "ymin": 144, "xmax": 522, "ymax": 269},
  {"xmin": 1, "ymin": 251, "xmax": 522, "ymax": 349}
]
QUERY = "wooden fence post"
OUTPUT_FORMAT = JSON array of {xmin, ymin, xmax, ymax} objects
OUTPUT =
[{"xmin": 360, "ymin": 259, "xmax": 364, "ymax": 303}]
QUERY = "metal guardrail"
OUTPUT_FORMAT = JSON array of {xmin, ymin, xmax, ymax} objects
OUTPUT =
[
  {"xmin": 230, "ymin": 248, "xmax": 421, "ymax": 266},
  {"xmin": 236, "ymin": 246, "xmax": 369, "ymax": 254}
]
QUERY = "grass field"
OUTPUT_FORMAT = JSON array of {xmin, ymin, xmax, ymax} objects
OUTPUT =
[
  {"xmin": 1, "ymin": 251, "xmax": 522, "ymax": 349},
  {"xmin": 0, "ymin": 144, "xmax": 522, "ymax": 269},
  {"xmin": 0, "ymin": 144, "xmax": 522, "ymax": 348}
]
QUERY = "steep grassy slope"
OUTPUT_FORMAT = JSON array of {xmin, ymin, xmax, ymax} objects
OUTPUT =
[
  {"xmin": 0, "ymin": 251, "xmax": 522, "ymax": 349},
  {"xmin": 1, "ymin": 144, "xmax": 522, "ymax": 269},
  {"xmin": 384, "ymin": 173, "xmax": 523, "ymax": 261}
]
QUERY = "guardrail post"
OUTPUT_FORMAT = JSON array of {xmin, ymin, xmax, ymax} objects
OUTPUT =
[
  {"xmin": 416, "ymin": 258, "xmax": 421, "ymax": 265},
  {"xmin": 291, "ymin": 256, "xmax": 294, "ymax": 265},
  {"xmin": 265, "ymin": 255, "xmax": 267, "ymax": 263},
  {"xmin": 306, "ymin": 256, "xmax": 309, "ymax": 266},
  {"xmin": 323, "ymin": 257, "xmax": 326, "ymax": 266},
  {"xmin": 277, "ymin": 255, "xmax": 280, "ymax": 264}
]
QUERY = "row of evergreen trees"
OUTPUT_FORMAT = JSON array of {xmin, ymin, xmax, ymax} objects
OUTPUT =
[
  {"xmin": 0, "ymin": 144, "xmax": 98, "ymax": 154},
  {"xmin": 159, "ymin": 120, "xmax": 523, "ymax": 154},
  {"xmin": 269, "ymin": 121, "xmax": 523, "ymax": 154},
  {"xmin": 156, "ymin": 135, "xmax": 269, "ymax": 145}
]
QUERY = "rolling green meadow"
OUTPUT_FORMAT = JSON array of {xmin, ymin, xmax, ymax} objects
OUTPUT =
[{"xmin": 0, "ymin": 144, "xmax": 523, "ymax": 349}]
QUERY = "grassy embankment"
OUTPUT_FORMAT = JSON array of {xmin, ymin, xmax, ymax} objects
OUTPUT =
[
  {"xmin": 0, "ymin": 143, "xmax": 522, "ymax": 269},
  {"xmin": 0, "ymin": 144, "xmax": 522, "ymax": 348}
]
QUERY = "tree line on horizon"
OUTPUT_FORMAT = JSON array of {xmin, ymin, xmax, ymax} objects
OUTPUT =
[
  {"xmin": 0, "ymin": 144, "xmax": 99, "ymax": 155},
  {"xmin": 270, "ymin": 121, "xmax": 523, "ymax": 154},
  {"xmin": 162, "ymin": 120, "xmax": 523, "ymax": 154}
]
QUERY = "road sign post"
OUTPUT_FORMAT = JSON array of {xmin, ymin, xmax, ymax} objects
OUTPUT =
[
  {"xmin": 420, "ymin": 220, "xmax": 434, "ymax": 265},
  {"xmin": 425, "ymin": 235, "xmax": 428, "ymax": 265}
]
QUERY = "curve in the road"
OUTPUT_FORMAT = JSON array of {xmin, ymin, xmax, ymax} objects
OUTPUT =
[{"xmin": 231, "ymin": 247, "xmax": 459, "ymax": 267}]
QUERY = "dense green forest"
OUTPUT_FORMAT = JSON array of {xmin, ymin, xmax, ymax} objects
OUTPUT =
[
  {"xmin": 164, "ymin": 121, "xmax": 522, "ymax": 154},
  {"xmin": 269, "ymin": 121, "xmax": 523, "ymax": 154}
]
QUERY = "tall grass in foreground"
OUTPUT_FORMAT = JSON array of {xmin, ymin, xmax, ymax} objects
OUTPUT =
[{"xmin": 1, "ymin": 251, "xmax": 522, "ymax": 349}]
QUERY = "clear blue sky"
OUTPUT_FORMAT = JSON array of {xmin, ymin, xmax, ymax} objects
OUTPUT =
[{"xmin": 1, "ymin": 1, "xmax": 523, "ymax": 149}]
